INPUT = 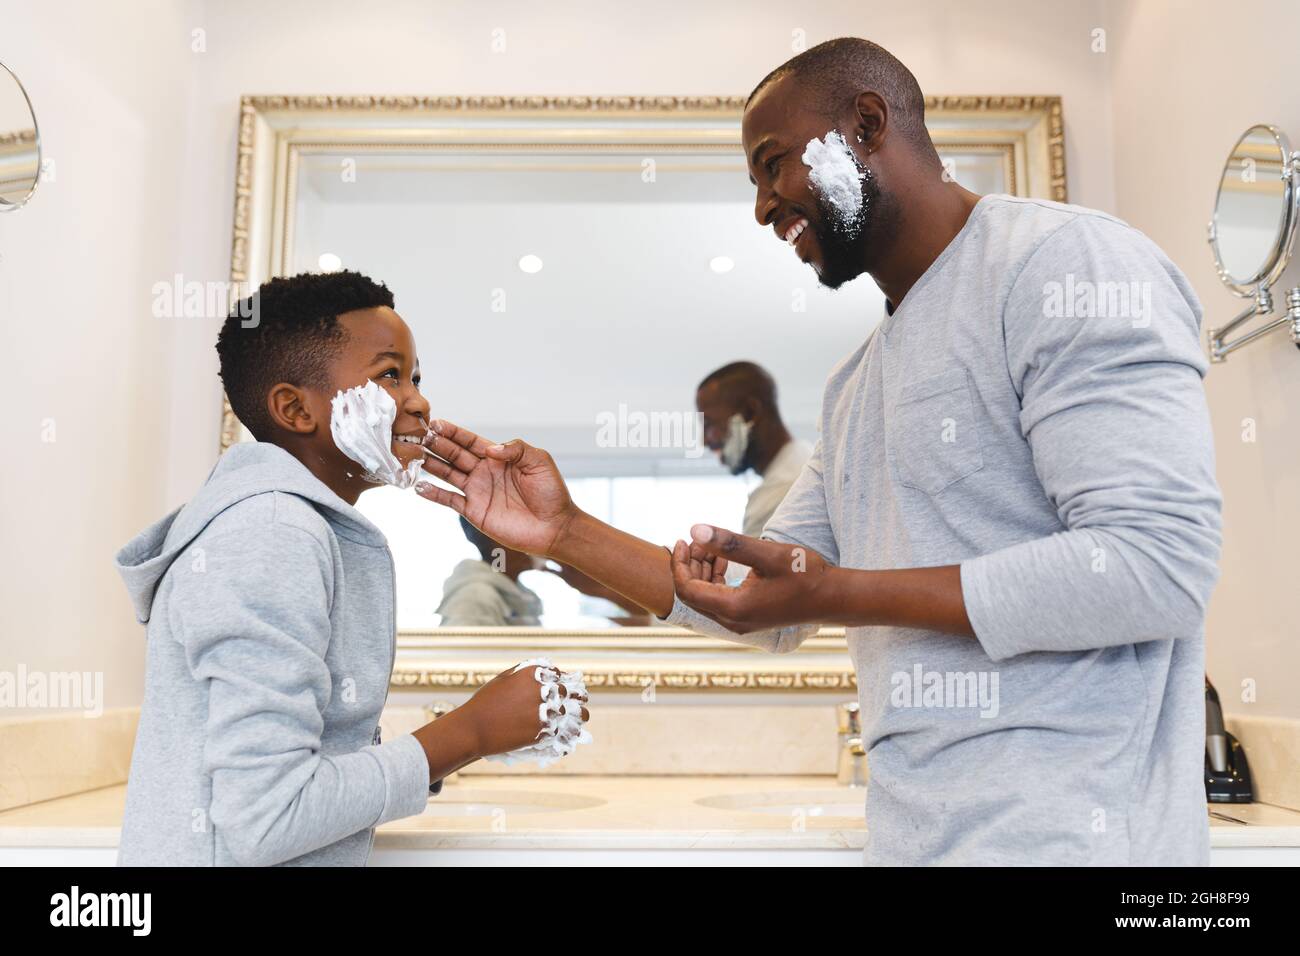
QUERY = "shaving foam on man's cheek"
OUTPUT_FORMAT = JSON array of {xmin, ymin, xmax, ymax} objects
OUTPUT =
[
  {"xmin": 329, "ymin": 380, "xmax": 424, "ymax": 489},
  {"xmin": 485, "ymin": 657, "xmax": 592, "ymax": 768},
  {"xmin": 801, "ymin": 130, "xmax": 867, "ymax": 230}
]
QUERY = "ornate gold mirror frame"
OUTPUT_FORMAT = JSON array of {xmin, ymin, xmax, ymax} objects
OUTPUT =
[{"xmin": 222, "ymin": 93, "xmax": 1066, "ymax": 692}]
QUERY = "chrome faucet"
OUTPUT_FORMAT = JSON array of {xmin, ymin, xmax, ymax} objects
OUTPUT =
[
  {"xmin": 423, "ymin": 700, "xmax": 459, "ymax": 784},
  {"xmin": 837, "ymin": 701, "xmax": 868, "ymax": 788}
]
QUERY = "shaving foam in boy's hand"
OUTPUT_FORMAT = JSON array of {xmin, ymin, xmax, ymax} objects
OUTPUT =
[{"xmin": 460, "ymin": 658, "xmax": 591, "ymax": 767}]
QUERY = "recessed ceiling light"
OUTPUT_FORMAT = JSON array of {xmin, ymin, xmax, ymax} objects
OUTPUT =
[
  {"xmin": 518, "ymin": 254, "xmax": 544, "ymax": 274},
  {"xmin": 709, "ymin": 256, "xmax": 734, "ymax": 274},
  {"xmin": 318, "ymin": 253, "xmax": 342, "ymax": 272}
]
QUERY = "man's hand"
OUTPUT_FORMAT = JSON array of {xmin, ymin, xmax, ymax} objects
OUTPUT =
[
  {"xmin": 671, "ymin": 524, "xmax": 835, "ymax": 633},
  {"xmin": 415, "ymin": 420, "xmax": 577, "ymax": 557},
  {"xmin": 676, "ymin": 524, "xmax": 977, "ymax": 638}
]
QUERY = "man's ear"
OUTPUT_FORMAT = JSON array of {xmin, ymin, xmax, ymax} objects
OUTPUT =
[
  {"xmin": 266, "ymin": 383, "xmax": 317, "ymax": 435},
  {"xmin": 742, "ymin": 396, "xmax": 763, "ymax": 424},
  {"xmin": 852, "ymin": 91, "xmax": 888, "ymax": 154}
]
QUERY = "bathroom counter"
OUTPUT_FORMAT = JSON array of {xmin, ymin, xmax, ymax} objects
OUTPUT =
[
  {"xmin": 0, "ymin": 775, "xmax": 867, "ymax": 852},
  {"xmin": 3, "ymin": 776, "xmax": 1299, "ymax": 865},
  {"xmin": 1204, "ymin": 801, "xmax": 1300, "ymax": 847},
  {"xmin": 382, "ymin": 773, "xmax": 868, "ymax": 851}
]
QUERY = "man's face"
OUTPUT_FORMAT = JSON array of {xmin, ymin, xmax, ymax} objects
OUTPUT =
[
  {"xmin": 696, "ymin": 381, "xmax": 745, "ymax": 465},
  {"xmin": 742, "ymin": 74, "xmax": 887, "ymax": 290},
  {"xmin": 306, "ymin": 305, "xmax": 431, "ymax": 479}
]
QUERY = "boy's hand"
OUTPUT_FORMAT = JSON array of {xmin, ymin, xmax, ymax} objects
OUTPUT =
[
  {"xmin": 671, "ymin": 524, "xmax": 833, "ymax": 634},
  {"xmin": 459, "ymin": 663, "xmax": 590, "ymax": 758},
  {"xmin": 415, "ymin": 420, "xmax": 577, "ymax": 557}
]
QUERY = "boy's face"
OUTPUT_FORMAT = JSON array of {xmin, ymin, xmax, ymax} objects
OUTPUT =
[{"xmin": 293, "ymin": 305, "xmax": 431, "ymax": 503}]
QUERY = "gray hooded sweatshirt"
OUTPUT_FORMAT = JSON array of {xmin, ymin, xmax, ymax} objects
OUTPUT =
[{"xmin": 114, "ymin": 441, "xmax": 431, "ymax": 866}]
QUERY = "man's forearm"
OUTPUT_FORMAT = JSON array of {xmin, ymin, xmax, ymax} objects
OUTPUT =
[
  {"xmin": 825, "ymin": 564, "xmax": 974, "ymax": 637},
  {"xmin": 547, "ymin": 513, "xmax": 975, "ymax": 636},
  {"xmin": 548, "ymin": 509, "xmax": 674, "ymax": 618}
]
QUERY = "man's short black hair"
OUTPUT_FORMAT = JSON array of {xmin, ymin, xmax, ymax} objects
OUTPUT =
[
  {"xmin": 698, "ymin": 360, "xmax": 780, "ymax": 415},
  {"xmin": 216, "ymin": 270, "xmax": 394, "ymax": 441},
  {"xmin": 747, "ymin": 37, "xmax": 933, "ymax": 154}
]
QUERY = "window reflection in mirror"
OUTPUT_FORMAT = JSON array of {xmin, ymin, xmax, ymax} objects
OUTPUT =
[{"xmin": 360, "ymin": 473, "xmax": 756, "ymax": 629}]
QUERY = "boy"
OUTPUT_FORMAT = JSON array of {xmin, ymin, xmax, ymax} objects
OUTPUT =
[{"xmin": 114, "ymin": 271, "xmax": 584, "ymax": 866}]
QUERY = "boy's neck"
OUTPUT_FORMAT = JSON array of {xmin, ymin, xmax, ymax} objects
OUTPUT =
[{"xmin": 276, "ymin": 436, "xmax": 366, "ymax": 505}]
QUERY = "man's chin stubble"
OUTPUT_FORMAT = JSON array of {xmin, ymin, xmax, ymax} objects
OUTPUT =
[{"xmin": 812, "ymin": 251, "xmax": 864, "ymax": 290}]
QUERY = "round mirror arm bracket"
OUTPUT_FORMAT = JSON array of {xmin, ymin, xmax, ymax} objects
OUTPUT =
[
  {"xmin": 1209, "ymin": 287, "xmax": 1275, "ymax": 362},
  {"xmin": 1208, "ymin": 285, "xmax": 1300, "ymax": 362}
]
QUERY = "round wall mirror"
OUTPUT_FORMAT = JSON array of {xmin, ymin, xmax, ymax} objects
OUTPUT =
[
  {"xmin": 0, "ymin": 60, "xmax": 40, "ymax": 211},
  {"xmin": 1209, "ymin": 124, "xmax": 1297, "ymax": 296}
]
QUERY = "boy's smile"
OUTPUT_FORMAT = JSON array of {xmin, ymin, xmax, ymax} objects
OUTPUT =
[{"xmin": 294, "ymin": 305, "xmax": 431, "ymax": 504}]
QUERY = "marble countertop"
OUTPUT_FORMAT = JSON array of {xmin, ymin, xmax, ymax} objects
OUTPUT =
[
  {"xmin": 381, "ymin": 774, "xmax": 867, "ymax": 850},
  {"xmin": 2, "ymin": 775, "xmax": 1298, "ymax": 851}
]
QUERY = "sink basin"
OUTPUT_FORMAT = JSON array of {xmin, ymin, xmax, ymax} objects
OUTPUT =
[
  {"xmin": 695, "ymin": 788, "xmax": 865, "ymax": 820},
  {"xmin": 423, "ymin": 788, "xmax": 606, "ymax": 817}
]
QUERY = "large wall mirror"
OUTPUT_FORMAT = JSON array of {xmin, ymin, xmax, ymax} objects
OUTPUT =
[{"xmin": 224, "ymin": 94, "xmax": 1066, "ymax": 691}]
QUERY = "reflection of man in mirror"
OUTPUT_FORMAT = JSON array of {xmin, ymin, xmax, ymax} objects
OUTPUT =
[
  {"xmin": 436, "ymin": 517, "xmax": 544, "ymax": 627},
  {"xmin": 696, "ymin": 361, "xmax": 811, "ymax": 538}
]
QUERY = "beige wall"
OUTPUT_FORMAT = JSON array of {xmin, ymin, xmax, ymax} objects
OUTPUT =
[
  {"xmin": 12, "ymin": 0, "xmax": 1295, "ymax": 722},
  {"xmin": 1104, "ymin": 0, "xmax": 1300, "ymax": 720},
  {"xmin": 0, "ymin": 1, "xmax": 194, "ymax": 715}
]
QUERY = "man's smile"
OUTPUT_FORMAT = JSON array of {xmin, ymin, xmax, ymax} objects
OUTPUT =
[{"xmin": 781, "ymin": 217, "xmax": 809, "ymax": 244}]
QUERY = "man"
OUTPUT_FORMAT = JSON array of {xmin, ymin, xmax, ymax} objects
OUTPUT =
[
  {"xmin": 416, "ymin": 38, "xmax": 1221, "ymax": 865},
  {"xmin": 696, "ymin": 361, "xmax": 812, "ymax": 537}
]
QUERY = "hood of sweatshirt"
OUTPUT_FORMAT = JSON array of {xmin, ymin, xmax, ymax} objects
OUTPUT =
[
  {"xmin": 436, "ymin": 559, "xmax": 543, "ymax": 622},
  {"xmin": 115, "ymin": 441, "xmax": 386, "ymax": 624}
]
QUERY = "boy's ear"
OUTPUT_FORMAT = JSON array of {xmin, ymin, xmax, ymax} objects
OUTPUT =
[{"xmin": 266, "ymin": 383, "xmax": 318, "ymax": 435}]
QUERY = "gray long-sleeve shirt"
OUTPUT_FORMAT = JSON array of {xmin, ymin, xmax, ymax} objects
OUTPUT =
[{"xmin": 664, "ymin": 195, "xmax": 1222, "ymax": 865}]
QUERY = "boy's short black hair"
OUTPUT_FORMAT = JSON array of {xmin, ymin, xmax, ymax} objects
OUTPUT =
[{"xmin": 216, "ymin": 270, "xmax": 394, "ymax": 441}]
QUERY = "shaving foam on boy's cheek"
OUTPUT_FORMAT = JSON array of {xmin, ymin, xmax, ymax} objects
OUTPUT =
[
  {"xmin": 485, "ymin": 657, "xmax": 592, "ymax": 769},
  {"xmin": 329, "ymin": 380, "xmax": 424, "ymax": 489},
  {"xmin": 801, "ymin": 130, "xmax": 867, "ymax": 233}
]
